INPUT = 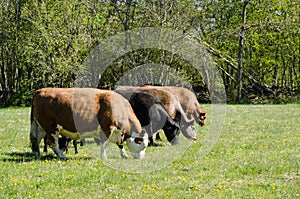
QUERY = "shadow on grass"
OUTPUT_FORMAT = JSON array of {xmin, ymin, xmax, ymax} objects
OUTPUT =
[
  {"xmin": 1, "ymin": 151, "xmax": 93, "ymax": 163},
  {"xmin": 1, "ymin": 151, "xmax": 56, "ymax": 162}
]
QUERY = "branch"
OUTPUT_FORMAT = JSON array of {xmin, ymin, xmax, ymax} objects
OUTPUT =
[{"xmin": 190, "ymin": 36, "xmax": 275, "ymax": 95}]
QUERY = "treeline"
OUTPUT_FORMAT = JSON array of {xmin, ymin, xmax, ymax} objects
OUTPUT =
[{"xmin": 0, "ymin": 0, "xmax": 299, "ymax": 106}]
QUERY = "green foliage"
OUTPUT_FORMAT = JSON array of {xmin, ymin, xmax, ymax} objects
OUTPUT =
[{"xmin": 0, "ymin": 0, "xmax": 299, "ymax": 106}]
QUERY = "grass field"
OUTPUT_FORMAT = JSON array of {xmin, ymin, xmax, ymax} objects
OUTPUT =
[{"xmin": 0, "ymin": 104, "xmax": 299, "ymax": 198}]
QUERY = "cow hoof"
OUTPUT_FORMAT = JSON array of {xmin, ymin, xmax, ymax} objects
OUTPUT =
[
  {"xmin": 149, "ymin": 142, "xmax": 161, "ymax": 147},
  {"xmin": 33, "ymin": 151, "xmax": 41, "ymax": 159},
  {"xmin": 59, "ymin": 156, "xmax": 68, "ymax": 161},
  {"xmin": 57, "ymin": 153, "xmax": 68, "ymax": 160},
  {"xmin": 120, "ymin": 152, "xmax": 129, "ymax": 159}
]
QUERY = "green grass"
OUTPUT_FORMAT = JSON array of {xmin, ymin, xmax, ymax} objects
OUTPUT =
[{"xmin": 0, "ymin": 104, "xmax": 299, "ymax": 198}]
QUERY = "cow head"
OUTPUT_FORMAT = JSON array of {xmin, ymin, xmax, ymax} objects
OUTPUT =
[
  {"xmin": 180, "ymin": 120, "xmax": 197, "ymax": 140},
  {"xmin": 126, "ymin": 129, "xmax": 148, "ymax": 159}
]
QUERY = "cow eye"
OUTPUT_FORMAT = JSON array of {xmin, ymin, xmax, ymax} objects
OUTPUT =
[
  {"xmin": 134, "ymin": 137, "xmax": 143, "ymax": 144},
  {"xmin": 191, "ymin": 125, "xmax": 195, "ymax": 131}
]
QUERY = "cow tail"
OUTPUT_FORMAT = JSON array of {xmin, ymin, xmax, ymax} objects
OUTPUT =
[{"xmin": 30, "ymin": 97, "xmax": 34, "ymax": 123}]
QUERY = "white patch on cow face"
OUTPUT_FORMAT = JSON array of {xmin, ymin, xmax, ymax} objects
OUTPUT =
[
  {"xmin": 181, "ymin": 123, "xmax": 197, "ymax": 140},
  {"xmin": 126, "ymin": 131, "xmax": 148, "ymax": 159}
]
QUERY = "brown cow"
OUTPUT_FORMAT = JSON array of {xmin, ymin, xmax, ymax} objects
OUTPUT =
[
  {"xmin": 144, "ymin": 86, "xmax": 207, "ymax": 126},
  {"xmin": 116, "ymin": 90, "xmax": 180, "ymax": 146},
  {"xmin": 30, "ymin": 88, "xmax": 148, "ymax": 160},
  {"xmin": 115, "ymin": 86, "xmax": 197, "ymax": 141}
]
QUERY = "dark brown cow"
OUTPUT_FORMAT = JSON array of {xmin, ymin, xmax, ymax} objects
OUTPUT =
[
  {"xmin": 30, "ymin": 88, "xmax": 148, "ymax": 160},
  {"xmin": 115, "ymin": 86, "xmax": 197, "ymax": 141},
  {"xmin": 144, "ymin": 86, "xmax": 207, "ymax": 126},
  {"xmin": 116, "ymin": 90, "xmax": 180, "ymax": 146}
]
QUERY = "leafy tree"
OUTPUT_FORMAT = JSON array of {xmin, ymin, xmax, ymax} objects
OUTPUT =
[{"xmin": 0, "ymin": 0, "xmax": 298, "ymax": 106}]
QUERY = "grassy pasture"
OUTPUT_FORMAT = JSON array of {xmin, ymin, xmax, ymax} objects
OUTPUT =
[{"xmin": 0, "ymin": 104, "xmax": 299, "ymax": 198}]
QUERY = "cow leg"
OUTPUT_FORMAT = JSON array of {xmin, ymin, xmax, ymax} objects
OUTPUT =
[
  {"xmin": 149, "ymin": 124, "xmax": 157, "ymax": 146},
  {"xmin": 112, "ymin": 127, "xmax": 128, "ymax": 158},
  {"xmin": 30, "ymin": 120, "xmax": 45, "ymax": 158},
  {"xmin": 48, "ymin": 130, "xmax": 67, "ymax": 160},
  {"xmin": 144, "ymin": 122, "xmax": 157, "ymax": 146},
  {"xmin": 58, "ymin": 136, "xmax": 71, "ymax": 153},
  {"xmin": 100, "ymin": 139, "xmax": 109, "ymax": 159},
  {"xmin": 65, "ymin": 138, "xmax": 70, "ymax": 153},
  {"xmin": 100, "ymin": 127, "xmax": 124, "ymax": 159},
  {"xmin": 148, "ymin": 106, "xmax": 166, "ymax": 146},
  {"xmin": 149, "ymin": 136, "xmax": 155, "ymax": 146},
  {"xmin": 155, "ymin": 133, "xmax": 162, "ymax": 141},
  {"xmin": 80, "ymin": 139, "xmax": 85, "ymax": 146},
  {"xmin": 43, "ymin": 138, "xmax": 48, "ymax": 154},
  {"xmin": 94, "ymin": 137, "xmax": 101, "ymax": 145},
  {"xmin": 117, "ymin": 144, "xmax": 129, "ymax": 159},
  {"xmin": 73, "ymin": 140, "xmax": 78, "ymax": 154}
]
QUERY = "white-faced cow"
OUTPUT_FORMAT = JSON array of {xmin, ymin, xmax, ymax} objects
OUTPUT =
[
  {"xmin": 115, "ymin": 86, "xmax": 197, "ymax": 141},
  {"xmin": 30, "ymin": 88, "xmax": 148, "ymax": 160},
  {"xmin": 143, "ymin": 85, "xmax": 207, "ymax": 126},
  {"xmin": 116, "ymin": 90, "xmax": 180, "ymax": 146}
]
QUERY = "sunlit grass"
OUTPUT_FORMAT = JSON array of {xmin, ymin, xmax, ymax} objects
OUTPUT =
[{"xmin": 0, "ymin": 105, "xmax": 299, "ymax": 198}]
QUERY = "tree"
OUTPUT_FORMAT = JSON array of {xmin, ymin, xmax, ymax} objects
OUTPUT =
[
  {"xmin": 0, "ymin": 0, "xmax": 299, "ymax": 106},
  {"xmin": 237, "ymin": 0, "xmax": 250, "ymax": 103}
]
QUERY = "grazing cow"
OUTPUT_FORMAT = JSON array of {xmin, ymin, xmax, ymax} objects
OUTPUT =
[
  {"xmin": 30, "ymin": 88, "xmax": 148, "ymax": 160},
  {"xmin": 115, "ymin": 86, "xmax": 197, "ymax": 141},
  {"xmin": 144, "ymin": 85, "xmax": 207, "ymax": 126},
  {"xmin": 116, "ymin": 90, "xmax": 180, "ymax": 146}
]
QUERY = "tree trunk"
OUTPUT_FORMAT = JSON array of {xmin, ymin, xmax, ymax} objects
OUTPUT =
[
  {"xmin": 237, "ymin": 0, "xmax": 249, "ymax": 103},
  {"xmin": 280, "ymin": 51, "xmax": 287, "ymax": 89},
  {"xmin": 0, "ymin": 47, "xmax": 6, "ymax": 91},
  {"xmin": 292, "ymin": 55, "xmax": 298, "ymax": 89},
  {"xmin": 273, "ymin": 64, "xmax": 278, "ymax": 87}
]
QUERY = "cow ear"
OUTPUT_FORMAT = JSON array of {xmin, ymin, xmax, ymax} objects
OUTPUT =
[
  {"xmin": 200, "ymin": 110, "xmax": 206, "ymax": 117},
  {"xmin": 122, "ymin": 132, "xmax": 131, "ymax": 142},
  {"xmin": 140, "ymin": 129, "xmax": 147, "ymax": 137}
]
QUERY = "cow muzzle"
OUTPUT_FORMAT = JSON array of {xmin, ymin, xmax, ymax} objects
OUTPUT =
[{"xmin": 126, "ymin": 131, "xmax": 148, "ymax": 159}]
